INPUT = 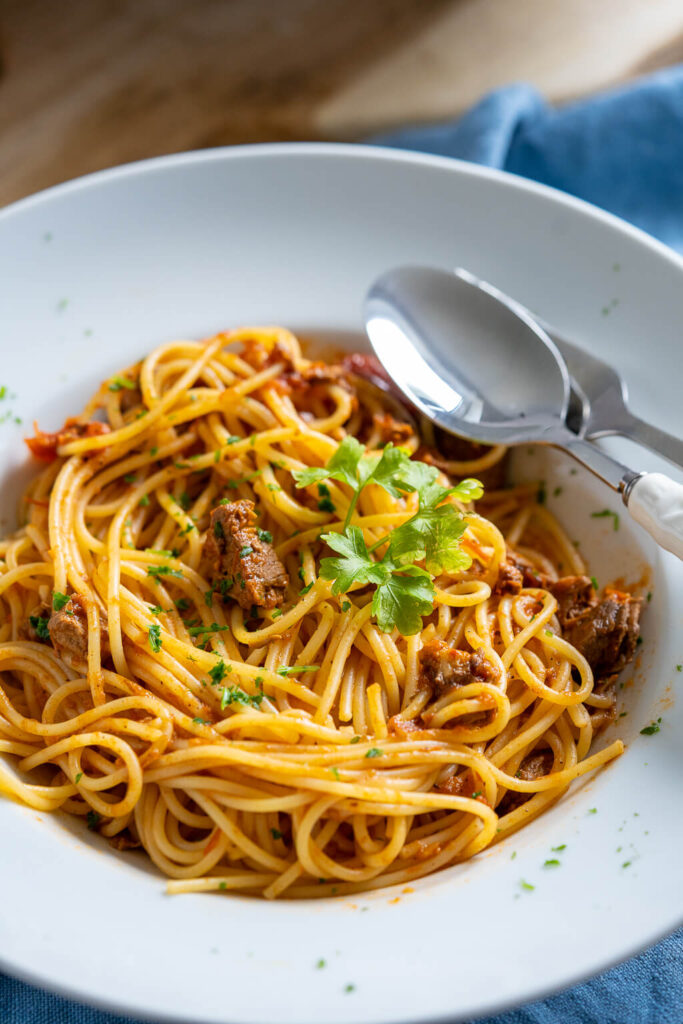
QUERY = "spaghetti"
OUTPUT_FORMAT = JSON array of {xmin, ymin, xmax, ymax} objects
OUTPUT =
[{"xmin": 0, "ymin": 328, "xmax": 638, "ymax": 899}]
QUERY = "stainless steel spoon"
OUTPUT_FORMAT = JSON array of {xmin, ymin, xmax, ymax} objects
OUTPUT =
[
  {"xmin": 454, "ymin": 269, "xmax": 683, "ymax": 468},
  {"xmin": 364, "ymin": 265, "xmax": 683, "ymax": 560}
]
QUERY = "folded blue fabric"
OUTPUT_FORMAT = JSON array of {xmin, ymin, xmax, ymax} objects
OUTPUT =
[
  {"xmin": 375, "ymin": 65, "xmax": 683, "ymax": 252},
  {"xmin": 3, "ymin": 66, "xmax": 683, "ymax": 1024}
]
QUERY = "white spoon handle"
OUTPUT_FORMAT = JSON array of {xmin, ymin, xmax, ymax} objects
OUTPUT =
[{"xmin": 626, "ymin": 473, "xmax": 683, "ymax": 559}]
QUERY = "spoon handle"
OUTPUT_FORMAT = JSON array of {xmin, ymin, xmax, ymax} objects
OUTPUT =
[
  {"xmin": 603, "ymin": 411, "xmax": 683, "ymax": 471},
  {"xmin": 555, "ymin": 434, "xmax": 683, "ymax": 560},
  {"xmin": 625, "ymin": 473, "xmax": 683, "ymax": 560}
]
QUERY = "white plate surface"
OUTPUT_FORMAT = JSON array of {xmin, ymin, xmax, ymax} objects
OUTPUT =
[{"xmin": 0, "ymin": 144, "xmax": 681, "ymax": 1024}]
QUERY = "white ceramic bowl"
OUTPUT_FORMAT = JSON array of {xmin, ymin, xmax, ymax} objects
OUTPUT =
[{"xmin": 0, "ymin": 144, "xmax": 681, "ymax": 1024}]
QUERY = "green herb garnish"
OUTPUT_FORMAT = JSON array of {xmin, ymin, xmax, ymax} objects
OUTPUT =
[
  {"xmin": 52, "ymin": 592, "xmax": 69, "ymax": 611},
  {"xmin": 108, "ymin": 376, "xmax": 137, "ymax": 392},
  {"xmin": 148, "ymin": 624, "xmax": 162, "ymax": 652},
  {"xmin": 591, "ymin": 508, "xmax": 620, "ymax": 531},
  {"xmin": 29, "ymin": 615, "xmax": 50, "ymax": 641}
]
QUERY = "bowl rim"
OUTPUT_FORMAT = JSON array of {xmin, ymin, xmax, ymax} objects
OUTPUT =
[{"xmin": 1, "ymin": 140, "xmax": 682, "ymax": 1024}]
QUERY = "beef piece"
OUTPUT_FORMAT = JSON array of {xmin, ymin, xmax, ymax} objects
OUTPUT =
[
  {"xmin": 551, "ymin": 575, "xmax": 595, "ymax": 626},
  {"xmin": 372, "ymin": 411, "xmax": 414, "ymax": 445},
  {"xmin": 204, "ymin": 499, "xmax": 288, "ymax": 610},
  {"xmin": 563, "ymin": 588, "xmax": 641, "ymax": 679},
  {"xmin": 505, "ymin": 550, "xmax": 552, "ymax": 589},
  {"xmin": 26, "ymin": 418, "xmax": 110, "ymax": 462},
  {"xmin": 437, "ymin": 770, "xmax": 481, "ymax": 798},
  {"xmin": 496, "ymin": 749, "xmax": 553, "ymax": 815},
  {"xmin": 109, "ymin": 830, "xmax": 142, "ymax": 851},
  {"xmin": 48, "ymin": 594, "xmax": 109, "ymax": 663},
  {"xmin": 493, "ymin": 560, "xmax": 524, "ymax": 596},
  {"xmin": 419, "ymin": 640, "xmax": 494, "ymax": 695}
]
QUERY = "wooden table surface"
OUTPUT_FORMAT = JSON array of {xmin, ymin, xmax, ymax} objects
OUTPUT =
[{"xmin": 2, "ymin": 0, "xmax": 682, "ymax": 208}]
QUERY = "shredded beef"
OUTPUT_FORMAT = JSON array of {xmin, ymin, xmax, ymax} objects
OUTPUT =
[
  {"xmin": 109, "ymin": 830, "xmax": 142, "ymax": 851},
  {"xmin": 551, "ymin": 575, "xmax": 595, "ymax": 626},
  {"xmin": 563, "ymin": 588, "xmax": 641, "ymax": 679},
  {"xmin": 204, "ymin": 499, "xmax": 288, "ymax": 610},
  {"xmin": 497, "ymin": 749, "xmax": 554, "ymax": 815},
  {"xmin": 48, "ymin": 594, "xmax": 109, "ymax": 663},
  {"xmin": 372, "ymin": 411, "xmax": 414, "ymax": 445},
  {"xmin": 26, "ymin": 418, "xmax": 111, "ymax": 462},
  {"xmin": 493, "ymin": 560, "xmax": 524, "ymax": 596},
  {"xmin": 419, "ymin": 640, "xmax": 494, "ymax": 695},
  {"xmin": 506, "ymin": 550, "xmax": 552, "ymax": 589}
]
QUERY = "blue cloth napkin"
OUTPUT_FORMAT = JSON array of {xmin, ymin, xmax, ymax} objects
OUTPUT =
[
  {"xmin": 375, "ymin": 65, "xmax": 683, "ymax": 252},
  {"xmin": 3, "ymin": 66, "xmax": 683, "ymax": 1024}
]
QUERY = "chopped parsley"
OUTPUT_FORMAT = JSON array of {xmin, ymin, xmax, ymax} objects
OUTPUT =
[
  {"xmin": 551, "ymin": 844, "xmax": 566, "ymax": 852},
  {"xmin": 29, "ymin": 615, "xmax": 50, "ymax": 641},
  {"xmin": 220, "ymin": 685, "xmax": 263, "ymax": 711},
  {"xmin": 187, "ymin": 622, "xmax": 230, "ymax": 637},
  {"xmin": 316, "ymin": 958, "xmax": 326, "ymax": 969},
  {"xmin": 138, "ymin": 494, "xmax": 150, "ymax": 507},
  {"xmin": 271, "ymin": 828, "xmax": 283, "ymax": 841},
  {"xmin": 344, "ymin": 984, "xmax": 356, "ymax": 994},
  {"xmin": 300, "ymin": 582, "xmax": 314, "ymax": 595},
  {"xmin": 226, "ymin": 436, "xmax": 241, "ymax": 445},
  {"xmin": 591, "ymin": 508, "xmax": 620, "ymax": 531},
  {"xmin": 148, "ymin": 624, "xmax": 162, "ymax": 653},
  {"xmin": 318, "ymin": 497, "xmax": 336, "ymax": 513},
  {"xmin": 108, "ymin": 375, "xmax": 137, "ymax": 392},
  {"xmin": 52, "ymin": 591, "xmax": 69, "ymax": 610},
  {"xmin": 192, "ymin": 717, "xmax": 209, "ymax": 725},
  {"xmin": 640, "ymin": 718, "xmax": 661, "ymax": 735},
  {"xmin": 239, "ymin": 545, "xmax": 253, "ymax": 558},
  {"xmin": 590, "ymin": 576, "xmax": 598, "ymax": 590},
  {"xmin": 214, "ymin": 520, "xmax": 225, "ymax": 540},
  {"xmin": 350, "ymin": 736, "xmax": 361, "ymax": 744},
  {"xmin": 341, "ymin": 601, "xmax": 351, "ymax": 612},
  {"xmin": 520, "ymin": 880, "xmax": 535, "ymax": 891},
  {"xmin": 123, "ymin": 474, "xmax": 136, "ymax": 484},
  {"xmin": 178, "ymin": 492, "xmax": 191, "ymax": 511},
  {"xmin": 365, "ymin": 748, "xmax": 383, "ymax": 758},
  {"xmin": 75, "ymin": 772, "xmax": 83, "ymax": 784},
  {"xmin": 175, "ymin": 597, "xmax": 190, "ymax": 612},
  {"xmin": 209, "ymin": 660, "xmax": 228, "ymax": 686},
  {"xmin": 331, "ymin": 767, "xmax": 340, "ymax": 780},
  {"xmin": 86, "ymin": 810, "xmax": 100, "ymax": 830},
  {"xmin": 257, "ymin": 529, "xmax": 273, "ymax": 543},
  {"xmin": 544, "ymin": 859, "xmax": 560, "ymax": 868},
  {"xmin": 147, "ymin": 565, "xmax": 183, "ymax": 580},
  {"xmin": 271, "ymin": 609, "xmax": 282, "ymax": 619},
  {"xmin": 276, "ymin": 665, "xmax": 319, "ymax": 676}
]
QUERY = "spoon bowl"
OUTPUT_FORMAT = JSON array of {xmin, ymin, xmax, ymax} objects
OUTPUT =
[
  {"xmin": 364, "ymin": 265, "xmax": 570, "ymax": 444},
  {"xmin": 363, "ymin": 264, "xmax": 683, "ymax": 560}
]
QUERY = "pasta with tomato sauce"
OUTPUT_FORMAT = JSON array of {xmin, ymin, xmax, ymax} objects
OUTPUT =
[{"xmin": 0, "ymin": 328, "xmax": 641, "ymax": 898}]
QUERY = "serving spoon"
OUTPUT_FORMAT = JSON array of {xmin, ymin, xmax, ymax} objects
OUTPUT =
[{"xmin": 363, "ymin": 265, "xmax": 683, "ymax": 560}]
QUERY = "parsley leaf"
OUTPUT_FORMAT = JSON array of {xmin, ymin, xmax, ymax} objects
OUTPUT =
[
  {"xmin": 320, "ymin": 527, "xmax": 389, "ymax": 594},
  {"xmin": 590, "ymin": 509, "xmax": 620, "ymax": 531},
  {"xmin": 209, "ymin": 659, "xmax": 227, "ymax": 686},
  {"xmin": 29, "ymin": 615, "xmax": 50, "ymax": 641},
  {"xmin": 147, "ymin": 565, "xmax": 183, "ymax": 579},
  {"xmin": 220, "ymin": 685, "xmax": 263, "ymax": 711},
  {"xmin": 108, "ymin": 376, "xmax": 137, "ymax": 392},
  {"xmin": 365, "ymin": 748, "xmax": 383, "ymax": 758},
  {"xmin": 276, "ymin": 665, "xmax": 320, "ymax": 676},
  {"xmin": 148, "ymin": 624, "xmax": 162, "ymax": 652},
  {"xmin": 52, "ymin": 591, "xmax": 69, "ymax": 610},
  {"xmin": 371, "ymin": 566, "xmax": 435, "ymax": 636}
]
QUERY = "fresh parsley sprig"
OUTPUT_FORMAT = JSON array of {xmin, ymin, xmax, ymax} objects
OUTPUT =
[{"xmin": 302, "ymin": 439, "xmax": 483, "ymax": 636}]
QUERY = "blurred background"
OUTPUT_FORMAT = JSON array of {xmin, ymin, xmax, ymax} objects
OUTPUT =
[{"xmin": 2, "ymin": 0, "xmax": 683, "ymax": 207}]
